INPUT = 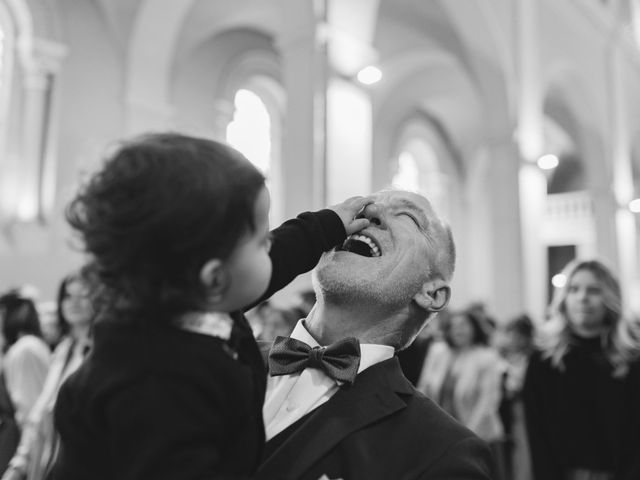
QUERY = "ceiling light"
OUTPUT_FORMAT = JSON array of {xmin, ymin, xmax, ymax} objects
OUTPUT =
[
  {"xmin": 356, "ymin": 66, "xmax": 382, "ymax": 85},
  {"xmin": 537, "ymin": 154, "xmax": 559, "ymax": 170},
  {"xmin": 551, "ymin": 273, "xmax": 567, "ymax": 288}
]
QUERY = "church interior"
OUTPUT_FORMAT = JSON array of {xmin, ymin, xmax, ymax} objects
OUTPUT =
[{"xmin": 1, "ymin": 0, "xmax": 640, "ymax": 323}]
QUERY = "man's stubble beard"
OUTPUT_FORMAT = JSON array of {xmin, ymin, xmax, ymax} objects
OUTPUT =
[{"xmin": 312, "ymin": 260, "xmax": 417, "ymax": 313}]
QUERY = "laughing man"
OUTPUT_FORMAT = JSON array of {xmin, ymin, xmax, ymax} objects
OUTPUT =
[{"xmin": 257, "ymin": 189, "xmax": 495, "ymax": 480}]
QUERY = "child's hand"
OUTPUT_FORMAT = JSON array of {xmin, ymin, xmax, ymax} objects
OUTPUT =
[{"xmin": 329, "ymin": 196, "xmax": 372, "ymax": 236}]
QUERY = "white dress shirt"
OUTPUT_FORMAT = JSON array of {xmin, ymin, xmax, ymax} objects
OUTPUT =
[{"xmin": 263, "ymin": 320, "xmax": 394, "ymax": 440}]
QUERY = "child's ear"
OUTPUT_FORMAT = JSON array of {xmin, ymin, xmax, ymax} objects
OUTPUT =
[{"xmin": 199, "ymin": 259, "xmax": 229, "ymax": 304}]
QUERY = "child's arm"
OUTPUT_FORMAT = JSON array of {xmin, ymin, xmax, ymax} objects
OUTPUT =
[{"xmin": 251, "ymin": 196, "xmax": 371, "ymax": 308}]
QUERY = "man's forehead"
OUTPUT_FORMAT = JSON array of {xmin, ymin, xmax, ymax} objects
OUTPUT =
[{"xmin": 372, "ymin": 190, "xmax": 433, "ymax": 212}]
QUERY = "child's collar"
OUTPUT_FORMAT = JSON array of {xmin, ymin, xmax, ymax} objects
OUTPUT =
[{"xmin": 174, "ymin": 311, "xmax": 233, "ymax": 341}]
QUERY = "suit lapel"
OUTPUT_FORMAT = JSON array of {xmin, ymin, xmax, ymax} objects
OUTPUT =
[{"xmin": 259, "ymin": 357, "xmax": 414, "ymax": 479}]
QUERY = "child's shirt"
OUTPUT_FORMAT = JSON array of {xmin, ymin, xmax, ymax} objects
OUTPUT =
[{"xmin": 49, "ymin": 209, "xmax": 346, "ymax": 480}]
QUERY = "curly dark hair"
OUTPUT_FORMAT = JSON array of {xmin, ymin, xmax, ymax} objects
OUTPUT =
[{"xmin": 66, "ymin": 132, "xmax": 265, "ymax": 319}]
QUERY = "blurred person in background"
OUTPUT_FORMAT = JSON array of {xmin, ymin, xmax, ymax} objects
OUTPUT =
[
  {"xmin": 290, "ymin": 289, "xmax": 316, "ymax": 319},
  {"xmin": 245, "ymin": 300, "xmax": 275, "ymax": 339},
  {"xmin": 258, "ymin": 306, "xmax": 298, "ymax": 344},
  {"xmin": 523, "ymin": 259, "xmax": 640, "ymax": 480},
  {"xmin": 2, "ymin": 272, "xmax": 94, "ymax": 480},
  {"xmin": 417, "ymin": 308, "xmax": 507, "ymax": 479},
  {"xmin": 496, "ymin": 314, "xmax": 535, "ymax": 480},
  {"xmin": 398, "ymin": 309, "xmax": 446, "ymax": 386},
  {"xmin": 467, "ymin": 302, "xmax": 498, "ymax": 342},
  {"xmin": 0, "ymin": 292, "xmax": 50, "ymax": 474}
]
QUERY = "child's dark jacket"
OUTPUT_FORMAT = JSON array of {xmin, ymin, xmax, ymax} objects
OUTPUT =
[{"xmin": 50, "ymin": 209, "xmax": 345, "ymax": 480}]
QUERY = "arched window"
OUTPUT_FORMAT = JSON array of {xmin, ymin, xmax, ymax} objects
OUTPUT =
[
  {"xmin": 214, "ymin": 37, "xmax": 284, "ymax": 224},
  {"xmin": 391, "ymin": 118, "xmax": 455, "ymax": 220},
  {"xmin": 225, "ymin": 82, "xmax": 284, "ymax": 225},
  {"xmin": 392, "ymin": 151, "xmax": 420, "ymax": 193},
  {"xmin": 226, "ymin": 89, "xmax": 271, "ymax": 176}
]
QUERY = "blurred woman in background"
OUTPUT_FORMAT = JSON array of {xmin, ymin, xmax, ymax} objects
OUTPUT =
[
  {"xmin": 0, "ymin": 292, "xmax": 50, "ymax": 474},
  {"xmin": 523, "ymin": 259, "xmax": 640, "ymax": 480},
  {"xmin": 0, "ymin": 292, "xmax": 50, "ymax": 426},
  {"xmin": 2, "ymin": 272, "xmax": 94, "ymax": 480},
  {"xmin": 417, "ymin": 308, "xmax": 507, "ymax": 477}
]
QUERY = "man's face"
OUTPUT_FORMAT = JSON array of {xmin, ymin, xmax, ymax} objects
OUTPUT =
[{"xmin": 313, "ymin": 190, "xmax": 449, "ymax": 311}]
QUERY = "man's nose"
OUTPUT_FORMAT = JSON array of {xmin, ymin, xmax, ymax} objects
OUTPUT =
[{"xmin": 357, "ymin": 203, "xmax": 383, "ymax": 226}]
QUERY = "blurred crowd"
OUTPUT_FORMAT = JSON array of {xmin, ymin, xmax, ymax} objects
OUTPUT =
[{"xmin": 0, "ymin": 257, "xmax": 638, "ymax": 480}]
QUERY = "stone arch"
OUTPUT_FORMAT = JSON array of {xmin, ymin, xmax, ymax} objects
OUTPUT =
[
  {"xmin": 125, "ymin": 0, "xmax": 316, "ymax": 132},
  {"xmin": 213, "ymin": 31, "xmax": 285, "ymax": 223},
  {"xmin": 371, "ymin": 49, "xmax": 481, "ymax": 189},
  {"xmin": 389, "ymin": 110, "xmax": 464, "ymax": 223},
  {"xmin": 542, "ymin": 66, "xmax": 609, "ymax": 193},
  {"xmin": 439, "ymin": 0, "xmax": 516, "ymax": 141}
]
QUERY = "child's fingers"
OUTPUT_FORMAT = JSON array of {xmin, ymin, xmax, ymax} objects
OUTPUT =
[
  {"xmin": 328, "ymin": 195, "xmax": 374, "ymax": 235},
  {"xmin": 345, "ymin": 195, "xmax": 373, "ymax": 214},
  {"xmin": 345, "ymin": 218, "xmax": 370, "ymax": 235}
]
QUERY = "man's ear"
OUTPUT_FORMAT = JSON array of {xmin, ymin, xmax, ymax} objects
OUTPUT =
[
  {"xmin": 199, "ymin": 259, "xmax": 228, "ymax": 304},
  {"xmin": 414, "ymin": 282, "xmax": 451, "ymax": 312}
]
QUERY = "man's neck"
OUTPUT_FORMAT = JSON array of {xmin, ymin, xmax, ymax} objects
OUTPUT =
[{"xmin": 304, "ymin": 301, "xmax": 405, "ymax": 347}]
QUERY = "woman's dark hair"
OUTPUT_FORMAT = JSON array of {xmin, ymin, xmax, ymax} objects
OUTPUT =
[
  {"xmin": 0, "ymin": 291, "xmax": 43, "ymax": 350},
  {"xmin": 442, "ymin": 309, "xmax": 490, "ymax": 348},
  {"xmin": 66, "ymin": 133, "xmax": 266, "ymax": 319}
]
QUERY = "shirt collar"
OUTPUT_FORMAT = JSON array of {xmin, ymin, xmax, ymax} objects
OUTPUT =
[
  {"xmin": 291, "ymin": 319, "xmax": 394, "ymax": 374},
  {"xmin": 173, "ymin": 312, "xmax": 233, "ymax": 341}
]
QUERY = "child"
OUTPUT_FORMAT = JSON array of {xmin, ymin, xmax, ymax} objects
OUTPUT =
[{"xmin": 49, "ymin": 133, "xmax": 370, "ymax": 480}]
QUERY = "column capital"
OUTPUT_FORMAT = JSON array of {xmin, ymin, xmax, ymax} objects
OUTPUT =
[
  {"xmin": 32, "ymin": 38, "xmax": 68, "ymax": 73},
  {"xmin": 21, "ymin": 38, "xmax": 67, "ymax": 90}
]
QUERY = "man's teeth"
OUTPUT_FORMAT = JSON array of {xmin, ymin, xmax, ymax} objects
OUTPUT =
[{"xmin": 348, "ymin": 234, "xmax": 381, "ymax": 257}]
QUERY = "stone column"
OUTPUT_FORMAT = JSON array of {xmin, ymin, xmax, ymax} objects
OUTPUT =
[
  {"xmin": 515, "ymin": 0, "xmax": 546, "ymax": 321},
  {"xmin": 18, "ymin": 38, "xmax": 66, "ymax": 223},
  {"xmin": 607, "ymin": 15, "xmax": 638, "ymax": 312},
  {"xmin": 277, "ymin": 25, "xmax": 328, "ymax": 216},
  {"xmin": 465, "ymin": 137, "xmax": 525, "ymax": 322}
]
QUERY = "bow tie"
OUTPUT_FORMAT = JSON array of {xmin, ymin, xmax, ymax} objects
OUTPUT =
[{"xmin": 268, "ymin": 336, "xmax": 361, "ymax": 385}]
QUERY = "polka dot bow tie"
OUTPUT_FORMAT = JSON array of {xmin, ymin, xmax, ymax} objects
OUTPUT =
[{"xmin": 268, "ymin": 336, "xmax": 361, "ymax": 385}]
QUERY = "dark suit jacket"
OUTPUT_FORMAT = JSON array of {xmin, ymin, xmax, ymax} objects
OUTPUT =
[{"xmin": 257, "ymin": 357, "xmax": 495, "ymax": 480}]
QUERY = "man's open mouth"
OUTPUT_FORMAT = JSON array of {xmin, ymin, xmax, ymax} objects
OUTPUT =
[{"xmin": 338, "ymin": 234, "xmax": 381, "ymax": 258}]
